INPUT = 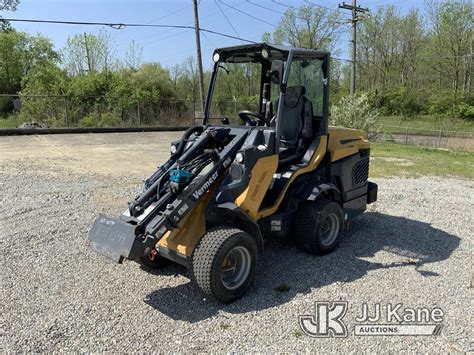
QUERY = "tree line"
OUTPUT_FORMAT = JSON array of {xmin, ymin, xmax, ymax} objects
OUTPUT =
[{"xmin": 0, "ymin": 0, "xmax": 472, "ymax": 128}]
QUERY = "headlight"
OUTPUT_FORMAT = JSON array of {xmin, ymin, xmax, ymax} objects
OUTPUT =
[
  {"xmin": 261, "ymin": 48, "xmax": 270, "ymax": 59},
  {"xmin": 213, "ymin": 52, "xmax": 220, "ymax": 63},
  {"xmin": 235, "ymin": 152, "xmax": 244, "ymax": 164},
  {"xmin": 170, "ymin": 144, "xmax": 177, "ymax": 154}
]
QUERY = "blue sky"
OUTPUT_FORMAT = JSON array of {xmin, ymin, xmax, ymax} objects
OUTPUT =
[{"xmin": 3, "ymin": 0, "xmax": 425, "ymax": 69}]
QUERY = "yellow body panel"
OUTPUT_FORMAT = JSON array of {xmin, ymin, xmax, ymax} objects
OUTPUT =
[
  {"xmin": 257, "ymin": 135, "xmax": 328, "ymax": 219},
  {"xmin": 327, "ymin": 126, "xmax": 369, "ymax": 162},
  {"xmin": 235, "ymin": 154, "xmax": 279, "ymax": 220},
  {"xmin": 157, "ymin": 185, "xmax": 215, "ymax": 257}
]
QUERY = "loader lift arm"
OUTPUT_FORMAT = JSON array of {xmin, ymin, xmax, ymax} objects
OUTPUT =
[{"xmin": 89, "ymin": 126, "xmax": 249, "ymax": 263}]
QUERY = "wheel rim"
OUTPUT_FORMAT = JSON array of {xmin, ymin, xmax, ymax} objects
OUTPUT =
[
  {"xmin": 221, "ymin": 246, "xmax": 251, "ymax": 290},
  {"xmin": 319, "ymin": 213, "xmax": 339, "ymax": 247}
]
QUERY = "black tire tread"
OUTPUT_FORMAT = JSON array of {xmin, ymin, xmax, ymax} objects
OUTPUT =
[
  {"xmin": 192, "ymin": 226, "xmax": 256, "ymax": 302},
  {"xmin": 293, "ymin": 198, "xmax": 343, "ymax": 255}
]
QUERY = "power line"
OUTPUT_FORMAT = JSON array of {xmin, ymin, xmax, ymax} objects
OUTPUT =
[
  {"xmin": 304, "ymin": 0, "xmax": 348, "ymax": 16},
  {"xmin": 217, "ymin": 0, "xmax": 277, "ymax": 27},
  {"xmin": 215, "ymin": 0, "xmax": 242, "ymax": 41},
  {"xmin": 113, "ymin": 4, "xmax": 189, "ymax": 39},
  {"xmin": 201, "ymin": 31, "xmax": 217, "ymax": 47},
  {"xmin": 246, "ymin": 0, "xmax": 287, "ymax": 16},
  {"xmin": 144, "ymin": 4, "xmax": 190, "ymax": 25},
  {"xmin": 248, "ymin": 0, "xmax": 350, "ymax": 27},
  {"xmin": 246, "ymin": 0, "xmax": 331, "ymax": 21},
  {"xmin": 120, "ymin": 1, "xmax": 249, "ymax": 49},
  {"xmin": 136, "ymin": 3, "xmax": 229, "ymax": 42},
  {"xmin": 2, "ymin": 17, "xmax": 257, "ymax": 43},
  {"xmin": 204, "ymin": 28, "xmax": 257, "ymax": 43},
  {"xmin": 271, "ymin": 0, "xmax": 348, "ymax": 17},
  {"xmin": 142, "ymin": 7, "xmax": 252, "ymax": 47},
  {"xmin": 142, "ymin": 28, "xmax": 193, "ymax": 46},
  {"xmin": 2, "ymin": 18, "xmax": 179, "ymax": 29},
  {"xmin": 154, "ymin": 28, "xmax": 269, "ymax": 64}
]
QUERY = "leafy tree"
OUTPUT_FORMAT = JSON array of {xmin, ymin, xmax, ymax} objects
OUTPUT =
[
  {"xmin": 330, "ymin": 94, "xmax": 379, "ymax": 132},
  {"xmin": 357, "ymin": 6, "xmax": 403, "ymax": 92},
  {"xmin": 354, "ymin": 1, "xmax": 473, "ymax": 117},
  {"xmin": 0, "ymin": 29, "xmax": 58, "ymax": 94},
  {"xmin": 129, "ymin": 63, "xmax": 175, "ymax": 99},
  {"xmin": 1, "ymin": 0, "xmax": 20, "ymax": 29},
  {"xmin": 0, "ymin": 0, "xmax": 19, "ymax": 11},
  {"xmin": 124, "ymin": 40, "xmax": 143, "ymax": 70},
  {"xmin": 62, "ymin": 29, "xmax": 118, "ymax": 75},
  {"xmin": 267, "ymin": 4, "xmax": 343, "ymax": 51},
  {"xmin": 426, "ymin": 0, "xmax": 473, "ymax": 105}
]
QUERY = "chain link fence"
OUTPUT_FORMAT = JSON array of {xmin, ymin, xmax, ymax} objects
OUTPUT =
[
  {"xmin": 373, "ymin": 124, "xmax": 474, "ymax": 151},
  {"xmin": 1, "ymin": 94, "xmax": 472, "ymax": 151},
  {"xmin": 0, "ymin": 94, "xmax": 258, "ymax": 129}
]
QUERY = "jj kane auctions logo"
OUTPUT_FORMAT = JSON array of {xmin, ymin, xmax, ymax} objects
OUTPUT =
[{"xmin": 299, "ymin": 302, "xmax": 444, "ymax": 337}]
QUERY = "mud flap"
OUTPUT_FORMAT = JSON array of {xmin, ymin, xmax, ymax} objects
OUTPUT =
[
  {"xmin": 367, "ymin": 181, "xmax": 378, "ymax": 204},
  {"xmin": 89, "ymin": 214, "xmax": 138, "ymax": 263}
]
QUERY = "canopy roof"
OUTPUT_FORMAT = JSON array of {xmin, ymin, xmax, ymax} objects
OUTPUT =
[{"xmin": 213, "ymin": 43, "xmax": 329, "ymax": 63}]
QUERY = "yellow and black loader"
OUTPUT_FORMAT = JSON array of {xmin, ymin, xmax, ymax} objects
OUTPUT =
[{"xmin": 89, "ymin": 43, "xmax": 377, "ymax": 303}]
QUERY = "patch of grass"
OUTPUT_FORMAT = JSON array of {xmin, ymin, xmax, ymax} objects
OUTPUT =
[
  {"xmin": 220, "ymin": 323, "xmax": 230, "ymax": 330},
  {"xmin": 0, "ymin": 114, "xmax": 25, "ymax": 128},
  {"xmin": 370, "ymin": 142, "xmax": 474, "ymax": 179},
  {"xmin": 274, "ymin": 283, "xmax": 291, "ymax": 293},
  {"xmin": 292, "ymin": 329, "xmax": 303, "ymax": 338}
]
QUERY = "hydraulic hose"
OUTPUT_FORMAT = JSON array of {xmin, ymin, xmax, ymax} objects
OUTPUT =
[
  {"xmin": 175, "ymin": 125, "xmax": 204, "ymax": 158},
  {"xmin": 129, "ymin": 125, "xmax": 205, "ymax": 216}
]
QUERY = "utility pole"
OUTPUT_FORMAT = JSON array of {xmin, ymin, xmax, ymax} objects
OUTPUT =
[
  {"xmin": 83, "ymin": 33, "xmax": 92, "ymax": 73},
  {"xmin": 193, "ymin": 0, "xmax": 206, "ymax": 118},
  {"xmin": 338, "ymin": 1, "xmax": 369, "ymax": 96}
]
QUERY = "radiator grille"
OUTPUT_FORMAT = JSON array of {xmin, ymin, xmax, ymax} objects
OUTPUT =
[{"xmin": 353, "ymin": 158, "xmax": 369, "ymax": 185}]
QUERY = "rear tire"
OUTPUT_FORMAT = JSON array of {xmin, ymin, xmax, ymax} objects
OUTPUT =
[
  {"xmin": 293, "ymin": 198, "xmax": 343, "ymax": 255},
  {"xmin": 192, "ymin": 226, "xmax": 258, "ymax": 303}
]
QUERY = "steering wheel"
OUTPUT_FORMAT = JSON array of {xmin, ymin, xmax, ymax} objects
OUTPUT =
[{"xmin": 238, "ymin": 110, "xmax": 270, "ymax": 126}]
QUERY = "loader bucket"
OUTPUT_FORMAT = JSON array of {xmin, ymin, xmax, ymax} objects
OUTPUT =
[{"xmin": 88, "ymin": 214, "xmax": 138, "ymax": 263}]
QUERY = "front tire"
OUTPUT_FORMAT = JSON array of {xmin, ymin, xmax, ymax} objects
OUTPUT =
[
  {"xmin": 192, "ymin": 226, "xmax": 258, "ymax": 303},
  {"xmin": 293, "ymin": 199, "xmax": 343, "ymax": 255}
]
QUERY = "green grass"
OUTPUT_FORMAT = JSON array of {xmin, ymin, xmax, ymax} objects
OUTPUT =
[
  {"xmin": 220, "ymin": 323, "xmax": 231, "ymax": 330},
  {"xmin": 377, "ymin": 115, "xmax": 474, "ymax": 136},
  {"xmin": 370, "ymin": 142, "xmax": 474, "ymax": 179},
  {"xmin": 0, "ymin": 114, "xmax": 26, "ymax": 128},
  {"xmin": 292, "ymin": 330, "xmax": 303, "ymax": 338}
]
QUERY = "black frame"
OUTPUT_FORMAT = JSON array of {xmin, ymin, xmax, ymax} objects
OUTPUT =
[{"xmin": 203, "ymin": 43, "xmax": 330, "ymax": 150}]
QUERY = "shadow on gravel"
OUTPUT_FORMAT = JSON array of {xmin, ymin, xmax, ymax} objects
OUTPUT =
[{"xmin": 144, "ymin": 212, "xmax": 460, "ymax": 323}]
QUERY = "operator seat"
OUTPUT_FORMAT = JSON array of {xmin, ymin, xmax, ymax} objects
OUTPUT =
[{"xmin": 278, "ymin": 86, "xmax": 314, "ymax": 170}]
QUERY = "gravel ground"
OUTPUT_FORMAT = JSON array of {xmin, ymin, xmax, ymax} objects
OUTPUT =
[{"xmin": 1, "ymin": 132, "xmax": 472, "ymax": 352}]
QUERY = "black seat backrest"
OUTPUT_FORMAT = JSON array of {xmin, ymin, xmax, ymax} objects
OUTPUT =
[
  {"xmin": 280, "ymin": 86, "xmax": 304, "ymax": 147},
  {"xmin": 280, "ymin": 86, "xmax": 313, "ymax": 147}
]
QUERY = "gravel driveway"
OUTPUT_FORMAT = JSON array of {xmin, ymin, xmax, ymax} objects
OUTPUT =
[{"xmin": 1, "ymin": 132, "xmax": 472, "ymax": 352}]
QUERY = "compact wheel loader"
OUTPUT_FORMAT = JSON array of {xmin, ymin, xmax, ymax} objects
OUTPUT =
[{"xmin": 89, "ymin": 43, "xmax": 378, "ymax": 303}]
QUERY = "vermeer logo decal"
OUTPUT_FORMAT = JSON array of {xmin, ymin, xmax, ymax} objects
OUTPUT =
[{"xmin": 192, "ymin": 171, "xmax": 219, "ymax": 199}]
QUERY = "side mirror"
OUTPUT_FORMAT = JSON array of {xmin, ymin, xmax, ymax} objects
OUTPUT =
[{"xmin": 270, "ymin": 60, "xmax": 284, "ymax": 85}]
